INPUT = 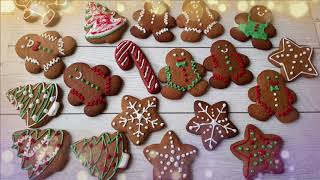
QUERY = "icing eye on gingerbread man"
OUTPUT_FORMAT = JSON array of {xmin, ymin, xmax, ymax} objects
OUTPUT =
[{"xmin": 68, "ymin": 67, "xmax": 83, "ymax": 80}]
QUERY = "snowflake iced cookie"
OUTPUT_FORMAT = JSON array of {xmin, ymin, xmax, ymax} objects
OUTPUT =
[
  {"xmin": 130, "ymin": 0, "xmax": 176, "ymax": 42},
  {"xmin": 230, "ymin": 5, "xmax": 276, "ymax": 50},
  {"xmin": 16, "ymin": 31, "xmax": 77, "ymax": 79},
  {"xmin": 14, "ymin": 0, "xmax": 67, "ymax": 26},
  {"xmin": 186, "ymin": 101, "xmax": 238, "ymax": 151},
  {"xmin": 230, "ymin": 124, "xmax": 285, "ymax": 180},
  {"xmin": 268, "ymin": 38, "xmax": 318, "ymax": 81},
  {"xmin": 6, "ymin": 82, "xmax": 61, "ymax": 128},
  {"xmin": 248, "ymin": 70, "xmax": 298, "ymax": 123},
  {"xmin": 177, "ymin": 0, "xmax": 224, "ymax": 42},
  {"xmin": 12, "ymin": 129, "xmax": 71, "ymax": 180},
  {"xmin": 203, "ymin": 40, "xmax": 253, "ymax": 89},
  {"xmin": 144, "ymin": 131, "xmax": 198, "ymax": 180},
  {"xmin": 111, "ymin": 95, "xmax": 165, "ymax": 145},
  {"xmin": 158, "ymin": 48, "xmax": 208, "ymax": 99},
  {"xmin": 64, "ymin": 63, "xmax": 123, "ymax": 117},
  {"xmin": 84, "ymin": 2, "xmax": 128, "ymax": 44},
  {"xmin": 71, "ymin": 132, "xmax": 130, "ymax": 180}
]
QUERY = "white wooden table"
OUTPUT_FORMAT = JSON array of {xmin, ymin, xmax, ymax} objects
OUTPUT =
[{"xmin": 1, "ymin": 0, "xmax": 320, "ymax": 180}]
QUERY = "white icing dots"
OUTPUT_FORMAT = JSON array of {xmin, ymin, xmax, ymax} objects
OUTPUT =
[
  {"xmin": 28, "ymin": 94, "xmax": 34, "ymax": 98},
  {"xmin": 43, "ymin": 109, "xmax": 48, "ymax": 113},
  {"xmin": 28, "ymin": 103, "xmax": 34, "ymax": 109},
  {"xmin": 292, "ymin": 61, "xmax": 296, "ymax": 64},
  {"xmin": 49, "ymin": 96, "xmax": 56, "ymax": 102},
  {"xmin": 43, "ymin": 94, "xmax": 48, "ymax": 99},
  {"xmin": 290, "ymin": 71, "xmax": 294, "ymax": 75},
  {"xmin": 124, "ymin": 96, "xmax": 128, "ymax": 100},
  {"xmin": 294, "ymin": 54, "xmax": 298, "ymax": 58},
  {"xmin": 308, "ymin": 68, "xmax": 313, "ymax": 72},
  {"xmin": 23, "ymin": 91, "xmax": 27, "ymax": 95},
  {"xmin": 32, "ymin": 115, "xmax": 37, "ymax": 120},
  {"xmin": 35, "ymin": 99, "xmax": 40, "ymax": 104}
]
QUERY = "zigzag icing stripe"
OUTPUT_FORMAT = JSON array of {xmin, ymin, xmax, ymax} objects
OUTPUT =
[
  {"xmin": 134, "ymin": 24, "xmax": 147, "ymax": 34},
  {"xmin": 137, "ymin": 9, "xmax": 145, "ymax": 22},
  {"xmin": 25, "ymin": 56, "xmax": 40, "ymax": 65},
  {"xmin": 182, "ymin": 11, "xmax": 190, "ymax": 24},
  {"xmin": 43, "ymin": 57, "xmax": 60, "ymax": 72},
  {"xmin": 156, "ymin": 28, "xmax": 169, "ymax": 36},
  {"xmin": 57, "ymin": 38, "xmax": 65, "ymax": 55},
  {"xmin": 164, "ymin": 12, "xmax": 169, "ymax": 25},
  {"xmin": 40, "ymin": 33, "xmax": 58, "ymax": 42},
  {"xmin": 204, "ymin": 21, "xmax": 218, "ymax": 35},
  {"xmin": 184, "ymin": 27, "xmax": 202, "ymax": 33}
]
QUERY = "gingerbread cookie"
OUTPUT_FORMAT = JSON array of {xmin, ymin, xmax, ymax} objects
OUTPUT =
[
  {"xmin": 268, "ymin": 38, "xmax": 318, "ymax": 81},
  {"xmin": 230, "ymin": 5, "xmax": 276, "ymax": 50},
  {"xmin": 12, "ymin": 129, "xmax": 71, "ymax": 180},
  {"xmin": 158, "ymin": 48, "xmax": 208, "ymax": 99},
  {"xmin": 84, "ymin": 2, "xmax": 128, "ymax": 44},
  {"xmin": 71, "ymin": 132, "xmax": 130, "ymax": 180},
  {"xmin": 63, "ymin": 63, "xmax": 123, "ymax": 117},
  {"xmin": 203, "ymin": 40, "xmax": 253, "ymax": 89},
  {"xmin": 111, "ymin": 95, "xmax": 165, "ymax": 145},
  {"xmin": 248, "ymin": 70, "xmax": 298, "ymax": 123},
  {"xmin": 130, "ymin": 0, "xmax": 176, "ymax": 42},
  {"xmin": 177, "ymin": 0, "xmax": 224, "ymax": 42},
  {"xmin": 6, "ymin": 82, "xmax": 61, "ymax": 128},
  {"xmin": 16, "ymin": 31, "xmax": 76, "ymax": 79},
  {"xmin": 144, "ymin": 131, "xmax": 198, "ymax": 180},
  {"xmin": 14, "ymin": 0, "xmax": 66, "ymax": 26},
  {"xmin": 230, "ymin": 124, "xmax": 285, "ymax": 180},
  {"xmin": 115, "ymin": 40, "xmax": 161, "ymax": 94},
  {"xmin": 186, "ymin": 101, "xmax": 238, "ymax": 151}
]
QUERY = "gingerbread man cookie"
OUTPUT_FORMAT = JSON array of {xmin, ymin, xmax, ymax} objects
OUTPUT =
[
  {"xmin": 230, "ymin": 5, "xmax": 276, "ymax": 50},
  {"xmin": 186, "ymin": 101, "xmax": 238, "ymax": 151},
  {"xmin": 63, "ymin": 63, "xmax": 123, "ymax": 117},
  {"xmin": 130, "ymin": 0, "xmax": 176, "ymax": 42},
  {"xmin": 111, "ymin": 95, "xmax": 165, "ymax": 145},
  {"xmin": 230, "ymin": 124, "xmax": 285, "ymax": 180},
  {"xmin": 84, "ymin": 2, "xmax": 128, "ymax": 44},
  {"xmin": 16, "ymin": 31, "xmax": 77, "ymax": 79},
  {"xmin": 268, "ymin": 38, "xmax": 318, "ymax": 81},
  {"xmin": 203, "ymin": 40, "xmax": 253, "ymax": 89},
  {"xmin": 14, "ymin": 0, "xmax": 67, "ymax": 26},
  {"xmin": 144, "ymin": 131, "xmax": 198, "ymax": 180},
  {"xmin": 248, "ymin": 70, "xmax": 298, "ymax": 123},
  {"xmin": 158, "ymin": 48, "xmax": 208, "ymax": 99},
  {"xmin": 177, "ymin": 0, "xmax": 224, "ymax": 42}
]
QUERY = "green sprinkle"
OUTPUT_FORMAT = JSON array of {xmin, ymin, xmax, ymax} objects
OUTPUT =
[
  {"xmin": 44, "ymin": 47, "xmax": 48, "ymax": 52},
  {"xmin": 253, "ymin": 145, "xmax": 258, "ymax": 149},
  {"xmin": 261, "ymin": 145, "xmax": 266, "ymax": 149},
  {"xmin": 237, "ymin": 147, "xmax": 243, "ymax": 151},
  {"xmin": 250, "ymin": 132, "xmax": 255, "ymax": 136},
  {"xmin": 95, "ymin": 86, "xmax": 100, "ymax": 91},
  {"xmin": 266, "ymin": 76, "xmax": 270, "ymax": 80},
  {"xmin": 91, "ymin": 84, "xmax": 95, "ymax": 88},
  {"xmin": 228, "ymin": 67, "xmax": 233, "ymax": 71},
  {"xmin": 245, "ymin": 147, "xmax": 250, "ymax": 151},
  {"xmin": 68, "ymin": 75, "xmax": 73, "ymax": 78},
  {"xmin": 86, "ymin": 81, "xmax": 90, "ymax": 85},
  {"xmin": 225, "ymin": 56, "xmax": 229, "ymax": 60},
  {"xmin": 39, "ymin": 45, "xmax": 42, "ymax": 49},
  {"xmin": 81, "ymin": 79, "xmax": 85, "ymax": 82},
  {"xmin": 266, "ymin": 152, "xmax": 270, "ymax": 157},
  {"xmin": 259, "ymin": 158, "xmax": 263, "ymax": 162},
  {"xmin": 253, "ymin": 137, "xmax": 257, "ymax": 141},
  {"xmin": 217, "ymin": 45, "xmax": 221, "ymax": 49},
  {"xmin": 269, "ymin": 160, "xmax": 273, "ymax": 164},
  {"xmin": 253, "ymin": 153, "xmax": 258, "ymax": 157},
  {"xmin": 268, "ymin": 145, "xmax": 273, "ymax": 149},
  {"xmin": 226, "ymin": 61, "xmax": 231, "ymax": 64},
  {"xmin": 253, "ymin": 161, "xmax": 258, "ymax": 166}
]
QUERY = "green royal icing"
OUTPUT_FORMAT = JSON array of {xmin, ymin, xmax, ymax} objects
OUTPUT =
[
  {"xmin": 165, "ymin": 59, "xmax": 202, "ymax": 92},
  {"xmin": 239, "ymin": 15, "xmax": 269, "ymax": 40}
]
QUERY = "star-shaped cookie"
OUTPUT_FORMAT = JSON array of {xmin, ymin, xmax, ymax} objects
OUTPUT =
[
  {"xmin": 111, "ymin": 95, "xmax": 165, "ymax": 145},
  {"xmin": 144, "ymin": 131, "xmax": 198, "ymax": 180},
  {"xmin": 186, "ymin": 101, "xmax": 238, "ymax": 151},
  {"xmin": 230, "ymin": 124, "xmax": 284, "ymax": 180},
  {"xmin": 268, "ymin": 38, "xmax": 318, "ymax": 81}
]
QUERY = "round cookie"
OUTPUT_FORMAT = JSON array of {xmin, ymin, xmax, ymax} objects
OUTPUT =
[
  {"xmin": 177, "ymin": 0, "xmax": 224, "ymax": 42},
  {"xmin": 230, "ymin": 5, "xmax": 276, "ymax": 50},
  {"xmin": 158, "ymin": 48, "xmax": 208, "ymax": 99},
  {"xmin": 248, "ymin": 70, "xmax": 298, "ymax": 123},
  {"xmin": 203, "ymin": 40, "xmax": 253, "ymax": 88}
]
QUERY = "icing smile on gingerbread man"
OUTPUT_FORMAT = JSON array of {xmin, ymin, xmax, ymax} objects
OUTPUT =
[{"xmin": 174, "ymin": 51, "xmax": 187, "ymax": 67}]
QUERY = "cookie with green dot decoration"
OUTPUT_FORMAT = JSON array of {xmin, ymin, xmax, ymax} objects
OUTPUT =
[
  {"xmin": 6, "ymin": 82, "xmax": 61, "ymax": 128},
  {"xmin": 15, "ymin": 31, "xmax": 77, "ymax": 79},
  {"xmin": 248, "ymin": 70, "xmax": 298, "ymax": 123},
  {"xmin": 63, "ymin": 63, "xmax": 123, "ymax": 117},
  {"xmin": 230, "ymin": 124, "xmax": 284, "ymax": 180}
]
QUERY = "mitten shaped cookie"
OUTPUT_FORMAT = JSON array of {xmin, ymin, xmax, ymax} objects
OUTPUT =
[
  {"xmin": 177, "ymin": 0, "xmax": 224, "ymax": 42},
  {"xmin": 230, "ymin": 5, "xmax": 276, "ymax": 50},
  {"xmin": 158, "ymin": 49, "xmax": 208, "ymax": 99},
  {"xmin": 14, "ymin": 0, "xmax": 66, "ymax": 26},
  {"xmin": 16, "ymin": 31, "xmax": 76, "ymax": 79},
  {"xmin": 63, "ymin": 63, "xmax": 123, "ymax": 117},
  {"xmin": 130, "ymin": 0, "xmax": 176, "ymax": 42},
  {"xmin": 203, "ymin": 40, "xmax": 253, "ymax": 89},
  {"xmin": 248, "ymin": 70, "xmax": 298, "ymax": 123},
  {"xmin": 84, "ymin": 2, "xmax": 128, "ymax": 44}
]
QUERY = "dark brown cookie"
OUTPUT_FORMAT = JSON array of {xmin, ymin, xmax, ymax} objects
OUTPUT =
[
  {"xmin": 144, "ymin": 131, "xmax": 198, "ymax": 180},
  {"xmin": 158, "ymin": 48, "xmax": 208, "ymax": 99},
  {"xmin": 12, "ymin": 129, "xmax": 71, "ymax": 180},
  {"xmin": 248, "ymin": 70, "xmax": 298, "ymax": 123},
  {"xmin": 15, "ymin": 31, "xmax": 77, "ymax": 79},
  {"xmin": 203, "ymin": 40, "xmax": 253, "ymax": 88},
  {"xmin": 63, "ymin": 63, "xmax": 123, "ymax": 117},
  {"xmin": 230, "ymin": 5, "xmax": 276, "ymax": 50}
]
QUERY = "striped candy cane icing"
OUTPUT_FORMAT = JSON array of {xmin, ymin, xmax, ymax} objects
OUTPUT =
[{"xmin": 115, "ymin": 40, "xmax": 161, "ymax": 94}]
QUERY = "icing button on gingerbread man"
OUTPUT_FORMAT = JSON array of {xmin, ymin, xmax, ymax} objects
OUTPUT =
[
  {"xmin": 230, "ymin": 5, "xmax": 276, "ymax": 50},
  {"xmin": 203, "ymin": 40, "xmax": 253, "ymax": 89},
  {"xmin": 64, "ymin": 63, "xmax": 123, "ymax": 117},
  {"xmin": 248, "ymin": 70, "xmax": 298, "ymax": 123},
  {"xmin": 158, "ymin": 49, "xmax": 208, "ymax": 99}
]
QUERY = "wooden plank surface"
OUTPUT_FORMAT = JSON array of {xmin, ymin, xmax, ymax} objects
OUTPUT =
[{"xmin": 1, "ymin": 0, "xmax": 320, "ymax": 180}]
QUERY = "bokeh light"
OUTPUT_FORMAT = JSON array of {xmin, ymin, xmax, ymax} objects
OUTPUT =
[
  {"xmin": 267, "ymin": 1, "xmax": 275, "ymax": 10},
  {"xmin": 1, "ymin": 1, "xmax": 15, "ymax": 13},
  {"xmin": 117, "ymin": 3, "xmax": 125, "ymax": 13},
  {"xmin": 237, "ymin": 1, "xmax": 249, "ymax": 11},
  {"xmin": 218, "ymin": 4, "xmax": 227, "ymax": 12},
  {"xmin": 207, "ymin": 0, "xmax": 219, "ymax": 5},
  {"xmin": 289, "ymin": 2, "xmax": 309, "ymax": 18}
]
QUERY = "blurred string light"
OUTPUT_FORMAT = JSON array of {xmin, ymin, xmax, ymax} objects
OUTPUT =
[
  {"xmin": 237, "ymin": 1, "xmax": 249, "ymax": 11},
  {"xmin": 1, "ymin": 1, "xmax": 15, "ymax": 13},
  {"xmin": 117, "ymin": 3, "xmax": 125, "ymax": 13},
  {"xmin": 207, "ymin": 0, "xmax": 219, "ymax": 5},
  {"xmin": 267, "ymin": 1, "xmax": 275, "ymax": 10},
  {"xmin": 289, "ymin": 1, "xmax": 309, "ymax": 18},
  {"xmin": 250, "ymin": 0, "xmax": 256, "ymax": 6},
  {"xmin": 218, "ymin": 4, "xmax": 227, "ymax": 12}
]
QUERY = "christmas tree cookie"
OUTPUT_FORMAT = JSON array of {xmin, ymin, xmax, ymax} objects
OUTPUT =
[
  {"xmin": 71, "ymin": 132, "xmax": 130, "ymax": 180},
  {"xmin": 12, "ymin": 129, "xmax": 71, "ymax": 180},
  {"xmin": 6, "ymin": 82, "xmax": 61, "ymax": 128}
]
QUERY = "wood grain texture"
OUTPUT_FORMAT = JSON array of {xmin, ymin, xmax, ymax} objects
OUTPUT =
[{"xmin": 1, "ymin": 0, "xmax": 320, "ymax": 180}]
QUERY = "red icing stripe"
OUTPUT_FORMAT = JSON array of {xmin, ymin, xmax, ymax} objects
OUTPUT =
[
  {"xmin": 86, "ymin": 97, "xmax": 106, "ymax": 107},
  {"xmin": 71, "ymin": 88, "xmax": 85, "ymax": 101}
]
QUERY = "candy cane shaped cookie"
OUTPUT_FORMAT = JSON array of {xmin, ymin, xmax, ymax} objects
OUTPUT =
[{"xmin": 115, "ymin": 40, "xmax": 161, "ymax": 94}]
